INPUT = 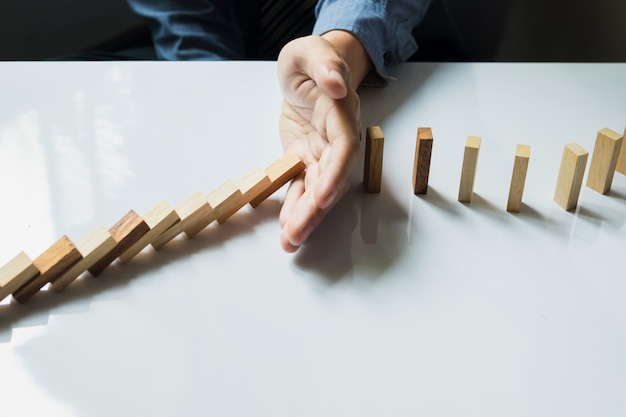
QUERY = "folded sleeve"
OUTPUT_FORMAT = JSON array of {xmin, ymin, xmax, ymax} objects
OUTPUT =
[{"xmin": 313, "ymin": 0, "xmax": 433, "ymax": 82}]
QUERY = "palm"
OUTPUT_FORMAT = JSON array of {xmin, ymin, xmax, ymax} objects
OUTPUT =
[{"xmin": 277, "ymin": 53, "xmax": 361, "ymax": 252}]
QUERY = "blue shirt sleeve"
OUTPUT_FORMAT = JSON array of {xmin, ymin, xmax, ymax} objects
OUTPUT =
[{"xmin": 313, "ymin": 0, "xmax": 433, "ymax": 82}]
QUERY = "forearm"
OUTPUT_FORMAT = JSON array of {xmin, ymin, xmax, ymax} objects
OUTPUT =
[
  {"xmin": 314, "ymin": 0, "xmax": 433, "ymax": 80},
  {"xmin": 321, "ymin": 30, "xmax": 372, "ymax": 91}
]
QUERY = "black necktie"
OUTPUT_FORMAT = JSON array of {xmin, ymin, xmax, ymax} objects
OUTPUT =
[{"xmin": 258, "ymin": 0, "xmax": 318, "ymax": 60}]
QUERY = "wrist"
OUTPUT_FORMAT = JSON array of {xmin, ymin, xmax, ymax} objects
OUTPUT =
[{"xmin": 321, "ymin": 30, "xmax": 372, "ymax": 90}]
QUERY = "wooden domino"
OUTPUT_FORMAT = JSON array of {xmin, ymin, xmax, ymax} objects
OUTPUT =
[
  {"xmin": 249, "ymin": 152, "xmax": 306, "ymax": 207},
  {"xmin": 586, "ymin": 127, "xmax": 623, "ymax": 194},
  {"xmin": 152, "ymin": 192, "xmax": 213, "ymax": 249},
  {"xmin": 88, "ymin": 210, "xmax": 150, "ymax": 277},
  {"xmin": 507, "ymin": 144, "xmax": 531, "ymax": 212},
  {"xmin": 206, "ymin": 180, "xmax": 244, "ymax": 225},
  {"xmin": 412, "ymin": 127, "xmax": 434, "ymax": 195},
  {"xmin": 236, "ymin": 167, "xmax": 272, "ymax": 205},
  {"xmin": 458, "ymin": 136, "xmax": 481, "ymax": 203},
  {"xmin": 0, "ymin": 252, "xmax": 40, "ymax": 302},
  {"xmin": 52, "ymin": 226, "xmax": 117, "ymax": 291},
  {"xmin": 554, "ymin": 143, "xmax": 589, "ymax": 211},
  {"xmin": 363, "ymin": 126, "xmax": 384, "ymax": 193},
  {"xmin": 13, "ymin": 236, "xmax": 82, "ymax": 303},
  {"xmin": 616, "ymin": 125, "xmax": 626, "ymax": 175},
  {"xmin": 119, "ymin": 201, "xmax": 180, "ymax": 263}
]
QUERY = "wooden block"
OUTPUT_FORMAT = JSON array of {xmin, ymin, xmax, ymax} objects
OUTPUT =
[
  {"xmin": 506, "ymin": 144, "xmax": 531, "ymax": 213},
  {"xmin": 13, "ymin": 236, "xmax": 82, "ymax": 303},
  {"xmin": 51, "ymin": 226, "xmax": 117, "ymax": 291},
  {"xmin": 88, "ymin": 210, "xmax": 150, "ymax": 277},
  {"xmin": 363, "ymin": 126, "xmax": 384, "ymax": 193},
  {"xmin": 616, "ymin": 125, "xmax": 626, "ymax": 175},
  {"xmin": 0, "ymin": 252, "xmax": 40, "ymax": 302},
  {"xmin": 412, "ymin": 127, "xmax": 434, "ymax": 195},
  {"xmin": 236, "ymin": 167, "xmax": 272, "ymax": 205},
  {"xmin": 205, "ymin": 179, "xmax": 244, "ymax": 225},
  {"xmin": 554, "ymin": 143, "xmax": 589, "ymax": 211},
  {"xmin": 152, "ymin": 192, "xmax": 214, "ymax": 249},
  {"xmin": 119, "ymin": 201, "xmax": 180, "ymax": 263},
  {"xmin": 586, "ymin": 127, "xmax": 623, "ymax": 194},
  {"xmin": 249, "ymin": 152, "xmax": 306, "ymax": 207},
  {"xmin": 458, "ymin": 136, "xmax": 481, "ymax": 203}
]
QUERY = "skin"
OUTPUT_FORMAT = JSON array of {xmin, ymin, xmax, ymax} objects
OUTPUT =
[{"xmin": 276, "ymin": 30, "xmax": 373, "ymax": 252}]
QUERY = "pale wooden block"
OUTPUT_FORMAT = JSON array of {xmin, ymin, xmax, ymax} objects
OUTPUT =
[
  {"xmin": 51, "ymin": 226, "xmax": 117, "ymax": 291},
  {"xmin": 616, "ymin": 125, "xmax": 626, "ymax": 175},
  {"xmin": 412, "ymin": 127, "xmax": 433, "ymax": 195},
  {"xmin": 586, "ymin": 127, "xmax": 623, "ymax": 194},
  {"xmin": 363, "ymin": 126, "xmax": 384, "ymax": 193},
  {"xmin": 458, "ymin": 136, "xmax": 481, "ymax": 203},
  {"xmin": 13, "ymin": 236, "xmax": 83, "ymax": 303},
  {"xmin": 205, "ymin": 179, "xmax": 245, "ymax": 225},
  {"xmin": 88, "ymin": 210, "xmax": 150, "ymax": 277},
  {"xmin": 236, "ymin": 167, "xmax": 272, "ymax": 205},
  {"xmin": 119, "ymin": 201, "xmax": 180, "ymax": 263},
  {"xmin": 249, "ymin": 152, "xmax": 306, "ymax": 207},
  {"xmin": 0, "ymin": 252, "xmax": 40, "ymax": 302},
  {"xmin": 554, "ymin": 143, "xmax": 589, "ymax": 211},
  {"xmin": 506, "ymin": 144, "xmax": 531, "ymax": 213},
  {"xmin": 152, "ymin": 192, "xmax": 214, "ymax": 249}
]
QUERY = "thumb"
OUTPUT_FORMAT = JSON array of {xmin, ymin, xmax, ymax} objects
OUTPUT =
[{"xmin": 278, "ymin": 36, "xmax": 350, "ymax": 99}]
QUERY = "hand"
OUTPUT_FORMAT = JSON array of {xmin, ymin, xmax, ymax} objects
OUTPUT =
[{"xmin": 276, "ymin": 34, "xmax": 369, "ymax": 252}]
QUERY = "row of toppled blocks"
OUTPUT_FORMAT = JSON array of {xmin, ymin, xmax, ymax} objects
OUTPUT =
[
  {"xmin": 362, "ymin": 125, "xmax": 626, "ymax": 212},
  {"xmin": 0, "ymin": 152, "xmax": 306, "ymax": 305}
]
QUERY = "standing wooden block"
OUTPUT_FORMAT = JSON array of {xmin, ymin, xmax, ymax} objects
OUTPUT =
[
  {"xmin": 363, "ymin": 126, "xmax": 384, "ymax": 193},
  {"xmin": 236, "ymin": 167, "xmax": 272, "ymax": 205},
  {"xmin": 616, "ymin": 125, "xmax": 626, "ymax": 175},
  {"xmin": 152, "ymin": 192, "xmax": 214, "ymax": 249},
  {"xmin": 506, "ymin": 144, "xmax": 531, "ymax": 213},
  {"xmin": 206, "ymin": 180, "xmax": 244, "ymax": 225},
  {"xmin": 412, "ymin": 127, "xmax": 434, "ymax": 195},
  {"xmin": 249, "ymin": 152, "xmax": 306, "ymax": 207},
  {"xmin": 458, "ymin": 136, "xmax": 481, "ymax": 203},
  {"xmin": 13, "ymin": 236, "xmax": 82, "ymax": 303},
  {"xmin": 0, "ymin": 252, "xmax": 40, "ymax": 302},
  {"xmin": 51, "ymin": 226, "xmax": 117, "ymax": 291},
  {"xmin": 586, "ymin": 127, "xmax": 623, "ymax": 194},
  {"xmin": 119, "ymin": 201, "xmax": 180, "ymax": 263},
  {"xmin": 88, "ymin": 210, "xmax": 150, "ymax": 277},
  {"xmin": 554, "ymin": 143, "xmax": 589, "ymax": 211}
]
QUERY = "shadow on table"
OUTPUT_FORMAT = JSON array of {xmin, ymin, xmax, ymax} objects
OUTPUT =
[
  {"xmin": 0, "ymin": 200, "xmax": 282, "ymax": 343},
  {"xmin": 295, "ymin": 178, "xmax": 409, "ymax": 286}
]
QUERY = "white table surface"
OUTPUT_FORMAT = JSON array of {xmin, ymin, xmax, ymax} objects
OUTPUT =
[{"xmin": 0, "ymin": 61, "xmax": 625, "ymax": 416}]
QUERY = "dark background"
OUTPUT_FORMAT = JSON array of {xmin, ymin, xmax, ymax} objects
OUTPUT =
[{"xmin": 0, "ymin": 0, "xmax": 625, "ymax": 61}]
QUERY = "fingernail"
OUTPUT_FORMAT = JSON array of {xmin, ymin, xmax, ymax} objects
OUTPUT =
[
  {"xmin": 291, "ymin": 224, "xmax": 315, "ymax": 247},
  {"xmin": 321, "ymin": 190, "xmax": 337, "ymax": 209}
]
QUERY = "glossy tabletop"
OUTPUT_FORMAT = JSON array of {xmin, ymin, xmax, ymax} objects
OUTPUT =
[{"xmin": 1, "ymin": 62, "xmax": 625, "ymax": 416}]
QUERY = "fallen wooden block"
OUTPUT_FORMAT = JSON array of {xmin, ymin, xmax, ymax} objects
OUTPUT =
[
  {"xmin": 152, "ymin": 192, "xmax": 214, "ymax": 249},
  {"xmin": 52, "ymin": 226, "xmax": 118, "ymax": 291},
  {"xmin": 13, "ymin": 236, "xmax": 82, "ymax": 303},
  {"xmin": 554, "ymin": 143, "xmax": 589, "ymax": 211},
  {"xmin": 0, "ymin": 252, "xmax": 40, "ymax": 302},
  {"xmin": 458, "ymin": 136, "xmax": 481, "ymax": 203},
  {"xmin": 507, "ymin": 144, "xmax": 531, "ymax": 213},
  {"xmin": 363, "ymin": 126, "xmax": 384, "ymax": 193},
  {"xmin": 616, "ymin": 125, "xmax": 626, "ymax": 175},
  {"xmin": 412, "ymin": 127, "xmax": 434, "ymax": 195},
  {"xmin": 236, "ymin": 167, "xmax": 272, "ymax": 206},
  {"xmin": 586, "ymin": 127, "xmax": 623, "ymax": 194},
  {"xmin": 119, "ymin": 201, "xmax": 180, "ymax": 263},
  {"xmin": 206, "ymin": 180, "xmax": 244, "ymax": 226},
  {"xmin": 250, "ymin": 152, "xmax": 306, "ymax": 207},
  {"xmin": 88, "ymin": 210, "xmax": 150, "ymax": 277}
]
